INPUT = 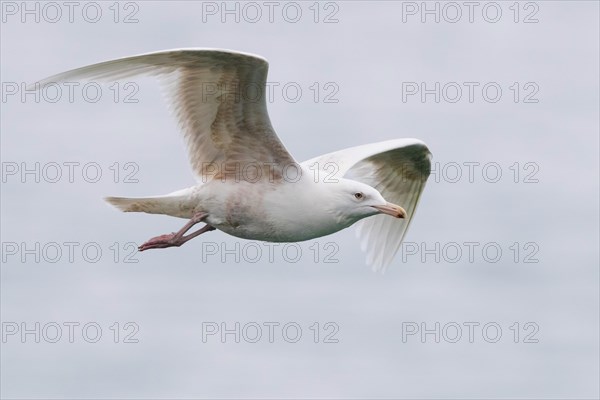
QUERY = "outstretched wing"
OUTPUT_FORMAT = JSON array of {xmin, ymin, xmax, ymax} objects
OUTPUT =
[
  {"xmin": 30, "ymin": 48, "xmax": 296, "ymax": 181},
  {"xmin": 302, "ymin": 139, "xmax": 431, "ymax": 272}
]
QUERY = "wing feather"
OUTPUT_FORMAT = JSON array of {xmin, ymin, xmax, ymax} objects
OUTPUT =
[
  {"xmin": 302, "ymin": 139, "xmax": 432, "ymax": 271},
  {"xmin": 30, "ymin": 48, "xmax": 295, "ymax": 181}
]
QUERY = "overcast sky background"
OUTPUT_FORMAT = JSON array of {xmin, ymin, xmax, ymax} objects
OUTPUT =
[{"xmin": 1, "ymin": 1, "xmax": 599, "ymax": 399}]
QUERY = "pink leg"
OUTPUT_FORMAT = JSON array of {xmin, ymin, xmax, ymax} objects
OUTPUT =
[{"xmin": 138, "ymin": 212, "xmax": 216, "ymax": 252}]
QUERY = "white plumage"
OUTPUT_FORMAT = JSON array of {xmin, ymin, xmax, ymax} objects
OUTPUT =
[{"xmin": 31, "ymin": 48, "xmax": 432, "ymax": 272}]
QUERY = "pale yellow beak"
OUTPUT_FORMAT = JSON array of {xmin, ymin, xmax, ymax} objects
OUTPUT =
[{"xmin": 372, "ymin": 203, "xmax": 407, "ymax": 219}]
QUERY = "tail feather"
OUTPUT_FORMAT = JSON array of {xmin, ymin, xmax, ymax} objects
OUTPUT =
[
  {"xmin": 105, "ymin": 189, "xmax": 197, "ymax": 219},
  {"xmin": 105, "ymin": 196, "xmax": 155, "ymax": 213}
]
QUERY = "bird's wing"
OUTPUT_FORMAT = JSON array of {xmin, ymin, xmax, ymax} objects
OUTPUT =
[
  {"xmin": 30, "ymin": 48, "xmax": 296, "ymax": 181},
  {"xmin": 302, "ymin": 139, "xmax": 432, "ymax": 272}
]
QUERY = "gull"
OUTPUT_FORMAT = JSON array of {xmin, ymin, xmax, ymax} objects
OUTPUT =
[{"xmin": 31, "ymin": 49, "xmax": 432, "ymax": 271}]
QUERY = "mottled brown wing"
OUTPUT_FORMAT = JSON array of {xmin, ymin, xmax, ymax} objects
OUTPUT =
[
  {"xmin": 302, "ymin": 139, "xmax": 431, "ymax": 271},
  {"xmin": 31, "ymin": 48, "xmax": 296, "ymax": 181}
]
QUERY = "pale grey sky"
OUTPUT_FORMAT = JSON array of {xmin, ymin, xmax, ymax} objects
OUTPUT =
[{"xmin": 1, "ymin": 1, "xmax": 599, "ymax": 398}]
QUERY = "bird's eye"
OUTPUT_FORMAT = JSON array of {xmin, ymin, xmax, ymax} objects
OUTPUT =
[{"xmin": 354, "ymin": 192, "xmax": 364, "ymax": 200}]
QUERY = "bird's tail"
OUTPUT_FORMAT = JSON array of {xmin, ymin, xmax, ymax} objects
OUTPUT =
[{"xmin": 105, "ymin": 188, "xmax": 197, "ymax": 219}]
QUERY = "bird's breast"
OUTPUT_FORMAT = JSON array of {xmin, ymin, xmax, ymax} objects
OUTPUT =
[{"xmin": 201, "ymin": 180, "xmax": 344, "ymax": 242}]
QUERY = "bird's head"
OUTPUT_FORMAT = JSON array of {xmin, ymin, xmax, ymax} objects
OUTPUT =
[{"xmin": 326, "ymin": 178, "xmax": 407, "ymax": 224}]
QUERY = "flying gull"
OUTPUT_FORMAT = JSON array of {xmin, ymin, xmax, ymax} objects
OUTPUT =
[{"xmin": 31, "ymin": 49, "xmax": 432, "ymax": 271}]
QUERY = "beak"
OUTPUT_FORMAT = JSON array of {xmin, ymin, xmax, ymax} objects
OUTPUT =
[{"xmin": 372, "ymin": 202, "xmax": 407, "ymax": 219}]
